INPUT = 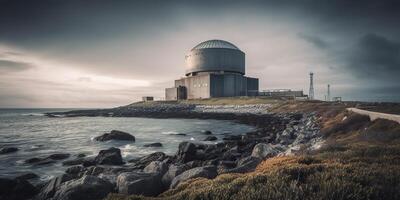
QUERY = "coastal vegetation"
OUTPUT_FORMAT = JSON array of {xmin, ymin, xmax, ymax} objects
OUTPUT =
[{"xmin": 106, "ymin": 102, "xmax": 400, "ymax": 200}]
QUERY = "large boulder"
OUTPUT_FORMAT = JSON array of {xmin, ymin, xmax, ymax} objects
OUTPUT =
[
  {"xmin": 0, "ymin": 178, "xmax": 38, "ymax": 200},
  {"xmin": 170, "ymin": 165, "xmax": 217, "ymax": 189},
  {"xmin": 94, "ymin": 147, "xmax": 123, "ymax": 165},
  {"xmin": 143, "ymin": 161, "xmax": 168, "ymax": 176},
  {"xmin": 95, "ymin": 130, "xmax": 135, "ymax": 142},
  {"xmin": 251, "ymin": 143, "xmax": 278, "ymax": 159},
  {"xmin": 117, "ymin": 172, "xmax": 164, "ymax": 196},
  {"xmin": 52, "ymin": 175, "xmax": 113, "ymax": 200},
  {"xmin": 36, "ymin": 173, "xmax": 75, "ymax": 199},
  {"xmin": 25, "ymin": 153, "xmax": 70, "ymax": 166},
  {"xmin": 176, "ymin": 142, "xmax": 197, "ymax": 163},
  {"xmin": 0, "ymin": 147, "xmax": 18, "ymax": 154}
]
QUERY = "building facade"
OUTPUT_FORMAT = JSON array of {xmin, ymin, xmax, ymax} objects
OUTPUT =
[{"xmin": 166, "ymin": 40, "xmax": 259, "ymax": 100}]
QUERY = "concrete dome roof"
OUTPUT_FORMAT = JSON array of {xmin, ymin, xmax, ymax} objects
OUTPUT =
[{"xmin": 192, "ymin": 39, "xmax": 240, "ymax": 50}]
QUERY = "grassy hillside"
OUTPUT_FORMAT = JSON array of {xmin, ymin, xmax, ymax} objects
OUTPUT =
[{"xmin": 106, "ymin": 106, "xmax": 400, "ymax": 200}]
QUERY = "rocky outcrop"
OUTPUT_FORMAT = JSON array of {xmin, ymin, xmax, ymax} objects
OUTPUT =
[
  {"xmin": 223, "ymin": 156, "xmax": 261, "ymax": 173},
  {"xmin": 36, "ymin": 174, "xmax": 76, "ymax": 199},
  {"xmin": 15, "ymin": 172, "xmax": 39, "ymax": 181},
  {"xmin": 170, "ymin": 165, "xmax": 218, "ymax": 189},
  {"xmin": 117, "ymin": 172, "xmax": 164, "ymax": 196},
  {"xmin": 94, "ymin": 147, "xmax": 123, "ymax": 165},
  {"xmin": 52, "ymin": 175, "xmax": 114, "ymax": 200},
  {"xmin": 95, "ymin": 130, "xmax": 135, "ymax": 142},
  {"xmin": 176, "ymin": 142, "xmax": 197, "ymax": 163}
]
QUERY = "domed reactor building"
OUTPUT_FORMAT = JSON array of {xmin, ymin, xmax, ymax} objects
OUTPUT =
[{"xmin": 165, "ymin": 40, "xmax": 259, "ymax": 100}]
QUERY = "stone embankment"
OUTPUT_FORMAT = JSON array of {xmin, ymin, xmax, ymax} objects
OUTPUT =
[{"xmin": 0, "ymin": 103, "xmax": 323, "ymax": 200}]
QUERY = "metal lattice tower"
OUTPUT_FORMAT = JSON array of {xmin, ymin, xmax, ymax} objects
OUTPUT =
[
  {"xmin": 309, "ymin": 72, "xmax": 314, "ymax": 100},
  {"xmin": 327, "ymin": 84, "xmax": 330, "ymax": 102}
]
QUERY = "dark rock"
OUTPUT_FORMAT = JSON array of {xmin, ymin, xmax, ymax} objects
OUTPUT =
[
  {"xmin": 95, "ymin": 130, "xmax": 135, "ymax": 142},
  {"xmin": 52, "ymin": 175, "xmax": 113, "ymax": 200},
  {"xmin": 36, "ymin": 174, "xmax": 75, "ymax": 199},
  {"xmin": 169, "ymin": 133, "xmax": 187, "ymax": 136},
  {"xmin": 117, "ymin": 172, "xmax": 164, "ymax": 196},
  {"xmin": 161, "ymin": 164, "xmax": 189, "ymax": 187},
  {"xmin": 128, "ymin": 152, "xmax": 166, "ymax": 169},
  {"xmin": 0, "ymin": 147, "xmax": 18, "ymax": 154},
  {"xmin": 25, "ymin": 157, "xmax": 56, "ymax": 166},
  {"xmin": 176, "ymin": 142, "xmax": 197, "ymax": 163},
  {"xmin": 65, "ymin": 166, "xmax": 85, "ymax": 175},
  {"xmin": 48, "ymin": 153, "xmax": 70, "ymax": 160},
  {"xmin": 94, "ymin": 147, "xmax": 123, "ymax": 165},
  {"xmin": 0, "ymin": 178, "xmax": 37, "ymax": 200},
  {"xmin": 76, "ymin": 153, "xmax": 86, "ymax": 158},
  {"xmin": 203, "ymin": 136, "xmax": 218, "ymax": 141},
  {"xmin": 201, "ymin": 130, "xmax": 212, "ymax": 135},
  {"xmin": 143, "ymin": 142, "xmax": 162, "ymax": 147},
  {"xmin": 251, "ymin": 143, "xmax": 278, "ymax": 159},
  {"xmin": 15, "ymin": 173, "xmax": 39, "ymax": 181},
  {"xmin": 170, "ymin": 165, "xmax": 218, "ymax": 188},
  {"xmin": 83, "ymin": 166, "xmax": 105, "ymax": 176},
  {"xmin": 143, "ymin": 161, "xmax": 168, "ymax": 176},
  {"xmin": 62, "ymin": 158, "xmax": 86, "ymax": 166}
]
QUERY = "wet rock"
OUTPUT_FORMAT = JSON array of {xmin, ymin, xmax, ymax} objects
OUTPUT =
[
  {"xmin": 170, "ymin": 165, "xmax": 217, "ymax": 189},
  {"xmin": 62, "ymin": 158, "xmax": 86, "ymax": 166},
  {"xmin": 53, "ymin": 175, "xmax": 113, "ymax": 200},
  {"xmin": 0, "ymin": 178, "xmax": 38, "ymax": 200},
  {"xmin": 143, "ymin": 142, "xmax": 162, "ymax": 147},
  {"xmin": 94, "ymin": 147, "xmax": 123, "ymax": 165},
  {"xmin": 95, "ymin": 130, "xmax": 135, "ymax": 142},
  {"xmin": 83, "ymin": 166, "xmax": 105, "ymax": 176},
  {"xmin": 203, "ymin": 136, "xmax": 218, "ymax": 141},
  {"xmin": 176, "ymin": 142, "xmax": 196, "ymax": 163},
  {"xmin": 201, "ymin": 130, "xmax": 212, "ymax": 135},
  {"xmin": 169, "ymin": 133, "xmax": 187, "ymax": 136},
  {"xmin": 48, "ymin": 153, "xmax": 70, "ymax": 160},
  {"xmin": 15, "ymin": 172, "xmax": 39, "ymax": 181},
  {"xmin": 36, "ymin": 173, "xmax": 75, "ymax": 199},
  {"xmin": 143, "ymin": 161, "xmax": 168, "ymax": 176},
  {"xmin": 128, "ymin": 152, "xmax": 167, "ymax": 169},
  {"xmin": 65, "ymin": 166, "xmax": 85, "ymax": 175},
  {"xmin": 25, "ymin": 157, "xmax": 56, "ymax": 166},
  {"xmin": 0, "ymin": 147, "xmax": 18, "ymax": 154},
  {"xmin": 76, "ymin": 153, "xmax": 86, "ymax": 158},
  {"xmin": 117, "ymin": 172, "xmax": 164, "ymax": 196},
  {"xmin": 251, "ymin": 143, "xmax": 278, "ymax": 159}
]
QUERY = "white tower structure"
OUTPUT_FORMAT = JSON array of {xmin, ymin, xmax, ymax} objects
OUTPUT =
[
  {"xmin": 327, "ymin": 84, "xmax": 331, "ymax": 101},
  {"xmin": 309, "ymin": 72, "xmax": 314, "ymax": 100}
]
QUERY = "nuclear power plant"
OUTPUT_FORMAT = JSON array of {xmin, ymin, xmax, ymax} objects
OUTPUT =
[{"xmin": 165, "ymin": 40, "xmax": 259, "ymax": 100}]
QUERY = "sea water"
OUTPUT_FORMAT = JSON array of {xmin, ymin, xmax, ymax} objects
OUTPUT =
[{"xmin": 0, "ymin": 108, "xmax": 254, "ymax": 181}]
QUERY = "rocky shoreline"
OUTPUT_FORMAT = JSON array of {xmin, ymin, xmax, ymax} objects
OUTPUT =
[{"xmin": 1, "ymin": 103, "xmax": 322, "ymax": 200}]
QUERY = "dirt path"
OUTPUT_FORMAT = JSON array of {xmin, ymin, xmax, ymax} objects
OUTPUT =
[{"xmin": 347, "ymin": 107, "xmax": 400, "ymax": 124}]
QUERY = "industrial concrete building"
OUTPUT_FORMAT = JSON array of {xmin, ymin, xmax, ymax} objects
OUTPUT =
[{"xmin": 166, "ymin": 40, "xmax": 259, "ymax": 100}]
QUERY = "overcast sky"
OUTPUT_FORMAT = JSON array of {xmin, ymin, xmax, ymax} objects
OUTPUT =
[{"xmin": 0, "ymin": 0, "xmax": 399, "ymax": 108}]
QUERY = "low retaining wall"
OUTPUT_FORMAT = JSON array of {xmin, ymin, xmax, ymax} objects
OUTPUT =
[{"xmin": 347, "ymin": 108, "xmax": 400, "ymax": 124}]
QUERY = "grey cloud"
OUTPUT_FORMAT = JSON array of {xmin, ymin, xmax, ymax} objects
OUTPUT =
[
  {"xmin": 298, "ymin": 33, "xmax": 329, "ymax": 49},
  {"xmin": 0, "ymin": 59, "xmax": 34, "ymax": 72},
  {"xmin": 346, "ymin": 33, "xmax": 400, "ymax": 81}
]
